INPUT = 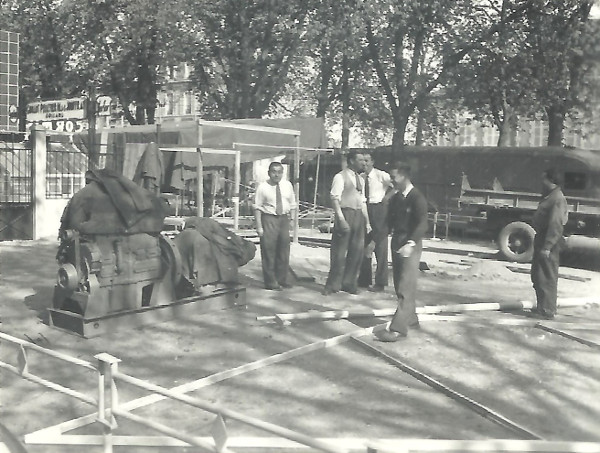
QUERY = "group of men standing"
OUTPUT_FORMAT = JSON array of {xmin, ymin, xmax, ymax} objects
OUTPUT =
[
  {"xmin": 254, "ymin": 152, "xmax": 429, "ymax": 342},
  {"xmin": 321, "ymin": 151, "xmax": 428, "ymax": 341},
  {"xmin": 253, "ymin": 153, "xmax": 568, "ymax": 343}
]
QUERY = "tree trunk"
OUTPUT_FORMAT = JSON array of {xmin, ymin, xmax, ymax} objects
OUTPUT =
[
  {"xmin": 415, "ymin": 108, "xmax": 425, "ymax": 146},
  {"xmin": 391, "ymin": 114, "xmax": 409, "ymax": 155},
  {"xmin": 135, "ymin": 105, "xmax": 145, "ymax": 125},
  {"xmin": 546, "ymin": 105, "xmax": 565, "ymax": 146},
  {"xmin": 340, "ymin": 54, "xmax": 351, "ymax": 150},
  {"xmin": 497, "ymin": 111, "xmax": 517, "ymax": 146}
]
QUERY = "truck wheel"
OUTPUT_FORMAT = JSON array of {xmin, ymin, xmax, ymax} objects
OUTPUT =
[{"xmin": 497, "ymin": 221, "xmax": 535, "ymax": 263}]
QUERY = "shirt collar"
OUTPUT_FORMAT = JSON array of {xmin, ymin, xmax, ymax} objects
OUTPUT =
[{"xmin": 402, "ymin": 183, "xmax": 414, "ymax": 198}]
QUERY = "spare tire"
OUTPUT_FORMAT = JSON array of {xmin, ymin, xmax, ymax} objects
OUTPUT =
[{"xmin": 497, "ymin": 221, "xmax": 535, "ymax": 263}]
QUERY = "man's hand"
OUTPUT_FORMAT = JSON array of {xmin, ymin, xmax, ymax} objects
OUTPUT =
[
  {"xmin": 397, "ymin": 241, "xmax": 415, "ymax": 257},
  {"xmin": 257, "ymin": 226, "xmax": 264, "ymax": 238},
  {"xmin": 366, "ymin": 223, "xmax": 373, "ymax": 235},
  {"xmin": 338, "ymin": 218, "xmax": 350, "ymax": 232},
  {"xmin": 541, "ymin": 249, "xmax": 551, "ymax": 259}
]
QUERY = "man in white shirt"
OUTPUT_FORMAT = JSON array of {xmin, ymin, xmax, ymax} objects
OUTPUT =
[
  {"xmin": 322, "ymin": 151, "xmax": 372, "ymax": 295},
  {"xmin": 254, "ymin": 162, "xmax": 297, "ymax": 290},
  {"xmin": 358, "ymin": 153, "xmax": 392, "ymax": 292}
]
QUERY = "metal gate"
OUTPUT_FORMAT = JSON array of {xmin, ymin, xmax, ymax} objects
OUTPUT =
[{"xmin": 0, "ymin": 132, "xmax": 33, "ymax": 241}]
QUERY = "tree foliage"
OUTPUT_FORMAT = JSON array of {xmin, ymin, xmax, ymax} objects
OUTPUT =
[
  {"xmin": 184, "ymin": 0, "xmax": 314, "ymax": 120},
  {"xmin": 63, "ymin": 0, "xmax": 188, "ymax": 125}
]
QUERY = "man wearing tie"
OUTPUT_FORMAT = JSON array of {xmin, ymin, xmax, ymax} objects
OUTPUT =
[
  {"xmin": 376, "ymin": 162, "xmax": 428, "ymax": 342},
  {"xmin": 358, "ymin": 153, "xmax": 392, "ymax": 292},
  {"xmin": 323, "ymin": 151, "xmax": 371, "ymax": 295},
  {"xmin": 254, "ymin": 162, "xmax": 297, "ymax": 290}
]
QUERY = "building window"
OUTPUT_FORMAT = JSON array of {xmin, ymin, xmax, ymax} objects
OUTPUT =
[
  {"xmin": 166, "ymin": 92, "xmax": 174, "ymax": 115},
  {"xmin": 184, "ymin": 92, "xmax": 193, "ymax": 115},
  {"xmin": 563, "ymin": 172, "xmax": 587, "ymax": 191}
]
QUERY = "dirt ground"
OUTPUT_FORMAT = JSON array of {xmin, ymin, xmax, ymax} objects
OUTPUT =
[{"xmin": 1, "ymin": 235, "xmax": 599, "ymax": 452}]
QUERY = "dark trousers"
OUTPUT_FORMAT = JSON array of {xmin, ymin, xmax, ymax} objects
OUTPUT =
[
  {"xmin": 260, "ymin": 213, "xmax": 290, "ymax": 288},
  {"xmin": 390, "ymin": 236, "xmax": 422, "ymax": 335},
  {"xmin": 325, "ymin": 208, "xmax": 366, "ymax": 292},
  {"xmin": 358, "ymin": 203, "xmax": 389, "ymax": 288},
  {"xmin": 531, "ymin": 235, "xmax": 561, "ymax": 316}
]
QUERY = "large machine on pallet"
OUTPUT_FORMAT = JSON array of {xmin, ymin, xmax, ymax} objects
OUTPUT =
[{"xmin": 49, "ymin": 169, "xmax": 248, "ymax": 337}]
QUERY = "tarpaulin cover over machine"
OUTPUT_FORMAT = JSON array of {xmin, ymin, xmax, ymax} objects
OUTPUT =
[{"xmin": 50, "ymin": 168, "xmax": 255, "ymax": 337}]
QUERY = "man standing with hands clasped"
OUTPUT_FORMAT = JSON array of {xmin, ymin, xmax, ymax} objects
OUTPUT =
[
  {"xmin": 376, "ymin": 162, "xmax": 428, "ymax": 342},
  {"xmin": 358, "ymin": 152, "xmax": 392, "ymax": 292},
  {"xmin": 254, "ymin": 162, "xmax": 297, "ymax": 290},
  {"xmin": 323, "ymin": 151, "xmax": 372, "ymax": 295}
]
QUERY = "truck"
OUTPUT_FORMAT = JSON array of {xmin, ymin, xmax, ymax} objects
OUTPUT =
[{"xmin": 299, "ymin": 146, "xmax": 600, "ymax": 263}]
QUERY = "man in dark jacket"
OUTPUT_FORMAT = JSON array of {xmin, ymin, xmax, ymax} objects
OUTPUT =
[
  {"xmin": 376, "ymin": 162, "xmax": 428, "ymax": 342},
  {"xmin": 530, "ymin": 169, "xmax": 569, "ymax": 319}
]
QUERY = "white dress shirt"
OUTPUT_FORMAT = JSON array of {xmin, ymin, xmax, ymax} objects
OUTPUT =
[
  {"xmin": 363, "ymin": 168, "xmax": 392, "ymax": 204},
  {"xmin": 330, "ymin": 168, "xmax": 366, "ymax": 204},
  {"xmin": 254, "ymin": 180, "xmax": 297, "ymax": 215},
  {"xmin": 402, "ymin": 182, "xmax": 414, "ymax": 198}
]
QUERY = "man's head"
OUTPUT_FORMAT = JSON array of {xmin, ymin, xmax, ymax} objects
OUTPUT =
[
  {"xmin": 347, "ymin": 151, "xmax": 366, "ymax": 173},
  {"xmin": 268, "ymin": 162, "xmax": 284, "ymax": 184},
  {"xmin": 542, "ymin": 168, "xmax": 561, "ymax": 195},
  {"xmin": 389, "ymin": 161, "xmax": 412, "ymax": 191},
  {"xmin": 364, "ymin": 153, "xmax": 375, "ymax": 174}
]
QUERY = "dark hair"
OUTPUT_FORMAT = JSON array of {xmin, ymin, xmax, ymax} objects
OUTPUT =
[
  {"xmin": 390, "ymin": 161, "xmax": 412, "ymax": 177},
  {"xmin": 543, "ymin": 168, "xmax": 562, "ymax": 186},
  {"xmin": 268, "ymin": 161, "xmax": 284, "ymax": 172},
  {"xmin": 346, "ymin": 150, "xmax": 364, "ymax": 164}
]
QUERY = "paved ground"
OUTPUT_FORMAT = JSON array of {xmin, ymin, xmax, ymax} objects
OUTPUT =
[{"xmin": 1, "ymin": 235, "xmax": 599, "ymax": 452}]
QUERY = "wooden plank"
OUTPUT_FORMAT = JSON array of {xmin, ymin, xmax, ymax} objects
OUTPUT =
[
  {"xmin": 536, "ymin": 324, "xmax": 600, "ymax": 349},
  {"xmin": 257, "ymin": 298, "xmax": 600, "ymax": 324},
  {"xmin": 351, "ymin": 337, "xmax": 542, "ymax": 440},
  {"xmin": 22, "ymin": 435, "xmax": 600, "ymax": 451},
  {"xmin": 367, "ymin": 439, "xmax": 600, "ymax": 453}
]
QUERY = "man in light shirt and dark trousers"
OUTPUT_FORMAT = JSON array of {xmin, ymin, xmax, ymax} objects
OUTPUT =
[
  {"xmin": 323, "ymin": 151, "xmax": 372, "ymax": 296},
  {"xmin": 254, "ymin": 162, "xmax": 297, "ymax": 290},
  {"xmin": 358, "ymin": 153, "xmax": 392, "ymax": 292}
]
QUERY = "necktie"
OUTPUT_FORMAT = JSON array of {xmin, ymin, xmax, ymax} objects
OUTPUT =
[
  {"xmin": 355, "ymin": 172, "xmax": 362, "ymax": 194},
  {"xmin": 364, "ymin": 174, "xmax": 370, "ymax": 202},
  {"xmin": 275, "ymin": 183, "xmax": 283, "ymax": 215}
]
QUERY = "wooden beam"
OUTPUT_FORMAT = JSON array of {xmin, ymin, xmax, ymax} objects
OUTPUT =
[
  {"xmin": 256, "ymin": 298, "xmax": 600, "ymax": 324},
  {"xmin": 351, "ymin": 338, "xmax": 541, "ymax": 440},
  {"xmin": 27, "ymin": 436, "xmax": 600, "ymax": 451},
  {"xmin": 536, "ymin": 324, "xmax": 600, "ymax": 349},
  {"xmin": 197, "ymin": 120, "xmax": 300, "ymax": 136}
]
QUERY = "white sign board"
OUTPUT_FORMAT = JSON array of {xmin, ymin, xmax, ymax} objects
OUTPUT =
[{"xmin": 26, "ymin": 97, "xmax": 87, "ymax": 122}]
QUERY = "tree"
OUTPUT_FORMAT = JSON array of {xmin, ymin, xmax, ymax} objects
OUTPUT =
[
  {"xmin": 0, "ymin": 0, "xmax": 71, "ymax": 126},
  {"xmin": 63, "ymin": 0, "xmax": 187, "ymax": 125},
  {"xmin": 362, "ymin": 0, "xmax": 535, "ymax": 153},
  {"xmin": 526, "ymin": 0, "xmax": 596, "ymax": 146},
  {"xmin": 184, "ymin": 0, "xmax": 314, "ymax": 120}
]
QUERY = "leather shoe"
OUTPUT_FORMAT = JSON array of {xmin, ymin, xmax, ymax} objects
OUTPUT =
[
  {"xmin": 266, "ymin": 285, "xmax": 283, "ymax": 291},
  {"xmin": 321, "ymin": 287, "xmax": 337, "ymax": 296},
  {"xmin": 375, "ymin": 329, "xmax": 407, "ymax": 342},
  {"xmin": 368, "ymin": 285, "xmax": 385, "ymax": 293},
  {"xmin": 527, "ymin": 310, "xmax": 555, "ymax": 320},
  {"xmin": 341, "ymin": 287, "xmax": 360, "ymax": 295}
]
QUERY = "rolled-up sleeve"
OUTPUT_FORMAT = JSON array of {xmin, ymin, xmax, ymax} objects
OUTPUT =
[
  {"xmin": 286, "ymin": 181, "xmax": 297, "ymax": 210},
  {"xmin": 254, "ymin": 184, "xmax": 266, "ymax": 212},
  {"xmin": 330, "ymin": 173, "xmax": 344, "ymax": 202}
]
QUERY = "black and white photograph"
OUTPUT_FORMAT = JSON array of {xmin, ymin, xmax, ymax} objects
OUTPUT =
[{"xmin": 1, "ymin": 1, "xmax": 599, "ymax": 452}]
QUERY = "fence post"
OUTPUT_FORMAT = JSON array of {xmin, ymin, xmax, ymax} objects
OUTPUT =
[
  {"xmin": 95, "ymin": 353, "xmax": 121, "ymax": 453},
  {"xmin": 31, "ymin": 125, "xmax": 47, "ymax": 240}
]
